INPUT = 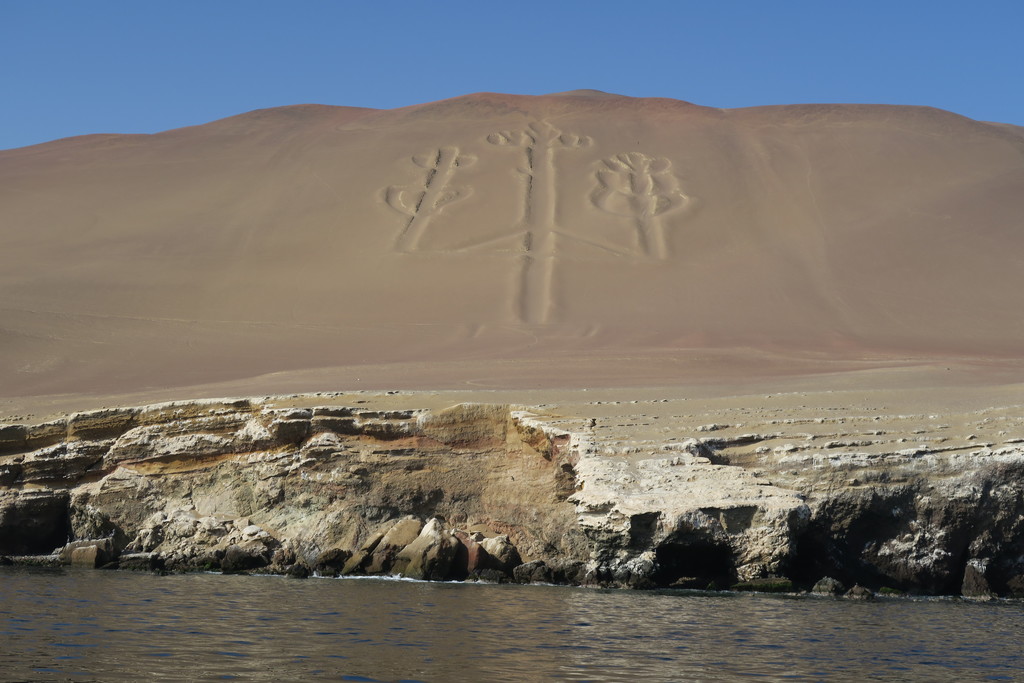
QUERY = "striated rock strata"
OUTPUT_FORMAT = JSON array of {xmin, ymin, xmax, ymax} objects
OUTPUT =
[{"xmin": 2, "ymin": 395, "xmax": 1023, "ymax": 597}]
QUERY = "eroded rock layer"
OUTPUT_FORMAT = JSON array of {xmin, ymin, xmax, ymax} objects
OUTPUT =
[{"xmin": 2, "ymin": 394, "xmax": 1023, "ymax": 597}]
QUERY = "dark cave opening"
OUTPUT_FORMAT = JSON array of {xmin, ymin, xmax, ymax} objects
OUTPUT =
[{"xmin": 653, "ymin": 540, "xmax": 735, "ymax": 589}]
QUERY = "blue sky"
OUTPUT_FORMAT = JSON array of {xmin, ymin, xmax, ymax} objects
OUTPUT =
[{"xmin": 2, "ymin": 1, "xmax": 1022, "ymax": 150}]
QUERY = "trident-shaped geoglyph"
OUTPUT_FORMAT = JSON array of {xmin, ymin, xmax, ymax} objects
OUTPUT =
[
  {"xmin": 380, "ymin": 125, "xmax": 692, "ymax": 325},
  {"xmin": 591, "ymin": 152, "xmax": 689, "ymax": 260},
  {"xmin": 487, "ymin": 121, "xmax": 591, "ymax": 323},
  {"xmin": 384, "ymin": 147, "xmax": 476, "ymax": 253}
]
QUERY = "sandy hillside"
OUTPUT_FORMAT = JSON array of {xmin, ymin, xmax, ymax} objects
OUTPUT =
[{"xmin": 2, "ymin": 90, "xmax": 1024, "ymax": 411}]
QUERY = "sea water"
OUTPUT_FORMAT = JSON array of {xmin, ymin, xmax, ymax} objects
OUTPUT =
[{"xmin": 1, "ymin": 567, "xmax": 1021, "ymax": 681}]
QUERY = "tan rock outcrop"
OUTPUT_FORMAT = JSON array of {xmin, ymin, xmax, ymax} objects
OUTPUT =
[
  {"xmin": 2, "ymin": 392, "xmax": 1024, "ymax": 596},
  {"xmin": 394, "ymin": 518, "xmax": 457, "ymax": 580},
  {"xmin": 365, "ymin": 517, "xmax": 423, "ymax": 574}
]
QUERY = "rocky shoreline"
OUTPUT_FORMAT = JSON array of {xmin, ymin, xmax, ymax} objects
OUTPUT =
[{"xmin": 2, "ymin": 393, "xmax": 1023, "ymax": 598}]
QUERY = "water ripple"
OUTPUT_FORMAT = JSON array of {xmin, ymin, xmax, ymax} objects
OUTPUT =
[{"xmin": 0, "ymin": 567, "xmax": 1022, "ymax": 681}]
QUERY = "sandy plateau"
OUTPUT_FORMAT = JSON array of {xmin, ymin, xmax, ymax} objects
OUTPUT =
[{"xmin": 2, "ymin": 91, "xmax": 1023, "ymax": 596}]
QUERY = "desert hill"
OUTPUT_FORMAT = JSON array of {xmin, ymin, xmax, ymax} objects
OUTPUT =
[
  {"xmin": 4, "ymin": 92, "xmax": 1024, "ymax": 598},
  {"xmin": 2, "ymin": 91, "xmax": 1023, "ymax": 403}
]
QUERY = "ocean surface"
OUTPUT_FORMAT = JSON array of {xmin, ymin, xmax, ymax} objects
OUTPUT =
[{"xmin": 0, "ymin": 567, "xmax": 1021, "ymax": 682}]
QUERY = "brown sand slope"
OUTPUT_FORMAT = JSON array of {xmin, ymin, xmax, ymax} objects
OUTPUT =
[{"xmin": 2, "ymin": 91, "xmax": 1023, "ymax": 403}]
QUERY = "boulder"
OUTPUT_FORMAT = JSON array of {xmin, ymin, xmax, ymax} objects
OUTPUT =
[
  {"xmin": 341, "ymin": 529, "xmax": 387, "ymax": 575},
  {"xmin": 480, "ymin": 535, "xmax": 522, "ymax": 573},
  {"xmin": 314, "ymin": 547, "xmax": 353, "ymax": 576},
  {"xmin": 60, "ymin": 538, "xmax": 114, "ymax": 567},
  {"xmin": 513, "ymin": 560, "xmax": 553, "ymax": 584},
  {"xmin": 581, "ymin": 565, "xmax": 614, "ymax": 588},
  {"xmin": 395, "ymin": 518, "xmax": 457, "ymax": 580},
  {"xmin": 365, "ymin": 517, "xmax": 423, "ymax": 574},
  {"xmin": 69, "ymin": 498, "xmax": 131, "ymax": 550},
  {"xmin": 221, "ymin": 544, "xmax": 269, "ymax": 573},
  {"xmin": 812, "ymin": 576, "xmax": 846, "ymax": 596},
  {"xmin": 613, "ymin": 551, "xmax": 657, "ymax": 589},
  {"xmin": 271, "ymin": 545, "xmax": 297, "ymax": 568},
  {"xmin": 190, "ymin": 550, "xmax": 224, "ymax": 571},
  {"xmin": 961, "ymin": 559, "xmax": 994, "ymax": 599},
  {"xmin": 118, "ymin": 552, "xmax": 164, "ymax": 571},
  {"xmin": 286, "ymin": 563, "xmax": 311, "ymax": 579},
  {"xmin": 845, "ymin": 584, "xmax": 875, "ymax": 601},
  {"xmin": 70, "ymin": 545, "xmax": 106, "ymax": 568},
  {"xmin": 553, "ymin": 560, "xmax": 589, "ymax": 586},
  {"xmin": 451, "ymin": 531, "xmax": 493, "ymax": 579}
]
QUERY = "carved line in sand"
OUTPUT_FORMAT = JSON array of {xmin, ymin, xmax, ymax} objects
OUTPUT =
[
  {"xmin": 486, "ymin": 121, "xmax": 591, "ymax": 324},
  {"xmin": 383, "ymin": 147, "xmax": 476, "ymax": 253},
  {"xmin": 380, "ymin": 125, "xmax": 691, "ymax": 325},
  {"xmin": 590, "ymin": 152, "xmax": 690, "ymax": 260}
]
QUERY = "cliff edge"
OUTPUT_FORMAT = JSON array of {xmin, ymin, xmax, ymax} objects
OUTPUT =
[{"xmin": 3, "ymin": 389, "xmax": 1022, "ymax": 598}]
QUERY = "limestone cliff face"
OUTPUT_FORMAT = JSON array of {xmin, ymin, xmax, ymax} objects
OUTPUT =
[
  {"xmin": 2, "ymin": 396, "xmax": 1023, "ymax": 597},
  {"xmin": 0, "ymin": 399, "xmax": 587, "ymax": 580}
]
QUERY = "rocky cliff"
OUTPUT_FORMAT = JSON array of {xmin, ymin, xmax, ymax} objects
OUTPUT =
[
  {"xmin": 2, "ymin": 393, "xmax": 1023, "ymax": 598},
  {"xmin": 0, "ymin": 398, "xmax": 586, "ymax": 578}
]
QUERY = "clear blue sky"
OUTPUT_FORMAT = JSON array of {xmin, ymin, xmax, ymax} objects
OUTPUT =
[{"xmin": 2, "ymin": 1, "xmax": 1022, "ymax": 150}]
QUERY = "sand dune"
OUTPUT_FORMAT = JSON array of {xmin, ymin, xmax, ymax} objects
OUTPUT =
[{"xmin": 2, "ymin": 91, "xmax": 1023, "ymax": 404}]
